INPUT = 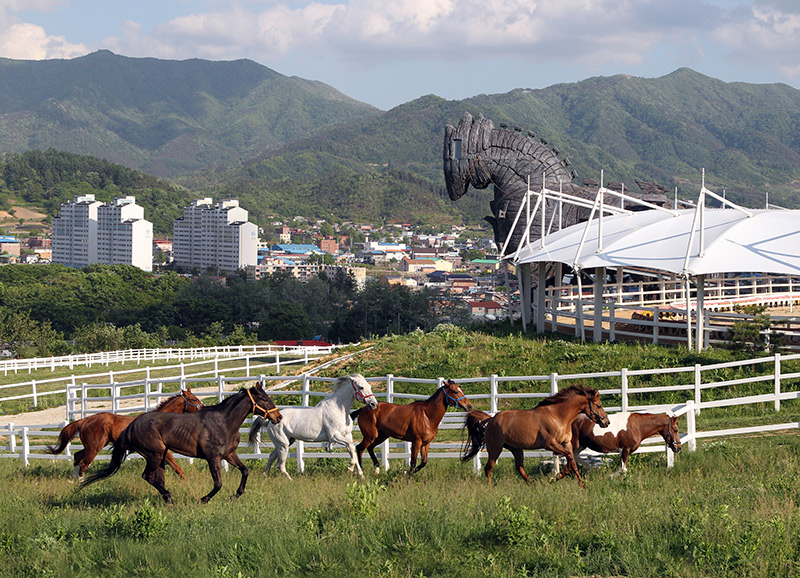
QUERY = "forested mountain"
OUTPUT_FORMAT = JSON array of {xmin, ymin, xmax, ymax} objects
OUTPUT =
[
  {"xmin": 2, "ymin": 53, "xmax": 800, "ymax": 230},
  {"xmin": 0, "ymin": 50, "xmax": 380, "ymax": 178},
  {"xmin": 240, "ymin": 69, "xmax": 800, "ymax": 208}
]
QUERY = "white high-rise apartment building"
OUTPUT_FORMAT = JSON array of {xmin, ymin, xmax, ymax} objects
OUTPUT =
[
  {"xmin": 52, "ymin": 194, "xmax": 102, "ymax": 268},
  {"xmin": 173, "ymin": 198, "xmax": 258, "ymax": 273},
  {"xmin": 52, "ymin": 194, "xmax": 153, "ymax": 271},
  {"xmin": 97, "ymin": 196, "xmax": 153, "ymax": 272}
]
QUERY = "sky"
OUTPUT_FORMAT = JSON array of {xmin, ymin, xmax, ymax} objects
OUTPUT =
[{"xmin": 2, "ymin": 0, "xmax": 800, "ymax": 110}]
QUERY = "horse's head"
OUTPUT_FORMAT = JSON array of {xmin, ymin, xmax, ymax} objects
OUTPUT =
[
  {"xmin": 583, "ymin": 387, "xmax": 609, "ymax": 428},
  {"xmin": 443, "ymin": 112, "xmax": 494, "ymax": 200},
  {"xmin": 442, "ymin": 379, "xmax": 472, "ymax": 412},
  {"xmin": 250, "ymin": 382, "xmax": 282, "ymax": 424},
  {"xmin": 181, "ymin": 387, "xmax": 205, "ymax": 413},
  {"xmin": 349, "ymin": 374, "xmax": 378, "ymax": 410},
  {"xmin": 664, "ymin": 414, "xmax": 682, "ymax": 453}
]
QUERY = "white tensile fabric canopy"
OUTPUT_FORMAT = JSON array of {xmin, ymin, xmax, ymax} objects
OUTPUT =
[{"xmin": 513, "ymin": 208, "xmax": 800, "ymax": 276}]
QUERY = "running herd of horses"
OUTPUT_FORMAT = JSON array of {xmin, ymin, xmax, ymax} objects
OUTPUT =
[{"xmin": 45, "ymin": 375, "xmax": 682, "ymax": 503}]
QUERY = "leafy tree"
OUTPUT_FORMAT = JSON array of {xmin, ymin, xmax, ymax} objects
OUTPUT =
[{"xmin": 258, "ymin": 301, "xmax": 313, "ymax": 341}]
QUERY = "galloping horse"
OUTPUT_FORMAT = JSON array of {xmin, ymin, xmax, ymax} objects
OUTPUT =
[
  {"xmin": 82, "ymin": 382, "xmax": 281, "ymax": 503},
  {"xmin": 571, "ymin": 411, "xmax": 681, "ymax": 474},
  {"xmin": 47, "ymin": 388, "xmax": 205, "ymax": 479},
  {"xmin": 461, "ymin": 385, "xmax": 609, "ymax": 487},
  {"xmin": 248, "ymin": 374, "xmax": 379, "ymax": 479},
  {"xmin": 353, "ymin": 380, "xmax": 473, "ymax": 474}
]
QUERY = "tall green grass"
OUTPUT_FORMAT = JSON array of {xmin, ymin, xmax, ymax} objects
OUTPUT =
[{"xmin": 1, "ymin": 432, "xmax": 798, "ymax": 577}]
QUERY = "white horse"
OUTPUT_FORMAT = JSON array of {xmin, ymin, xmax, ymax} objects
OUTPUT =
[{"xmin": 248, "ymin": 374, "xmax": 378, "ymax": 479}]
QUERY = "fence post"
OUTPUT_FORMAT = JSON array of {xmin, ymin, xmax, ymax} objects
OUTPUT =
[
  {"xmin": 275, "ymin": 351, "xmax": 281, "ymax": 374},
  {"xmin": 686, "ymin": 401, "xmax": 697, "ymax": 452},
  {"xmin": 550, "ymin": 372, "xmax": 559, "ymax": 396},
  {"xmin": 110, "ymin": 370, "xmax": 117, "ymax": 413},
  {"xmin": 81, "ymin": 383, "xmax": 88, "ymax": 419},
  {"xmin": 22, "ymin": 426, "xmax": 29, "ymax": 466},
  {"xmin": 609, "ymin": 302, "xmax": 616, "ymax": 341},
  {"xmin": 245, "ymin": 355, "xmax": 250, "ymax": 378},
  {"xmin": 653, "ymin": 309, "xmax": 660, "ymax": 345},
  {"xmin": 694, "ymin": 364, "xmax": 702, "ymax": 415},
  {"xmin": 490, "ymin": 375, "xmax": 499, "ymax": 414},
  {"xmin": 8, "ymin": 423, "xmax": 15, "ymax": 453},
  {"xmin": 217, "ymin": 376, "xmax": 225, "ymax": 403},
  {"xmin": 621, "ymin": 368, "xmax": 629, "ymax": 412},
  {"xmin": 31, "ymin": 379, "xmax": 37, "ymax": 408},
  {"xmin": 775, "ymin": 352, "xmax": 782, "ymax": 412},
  {"xmin": 62, "ymin": 420, "xmax": 71, "ymax": 456},
  {"xmin": 381, "ymin": 375, "xmax": 394, "ymax": 472},
  {"xmin": 214, "ymin": 358, "xmax": 219, "ymax": 378},
  {"xmin": 297, "ymin": 373, "xmax": 309, "ymax": 474}
]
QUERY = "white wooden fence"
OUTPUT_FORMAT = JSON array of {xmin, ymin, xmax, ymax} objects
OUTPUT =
[
  {"xmin": 3, "ymin": 350, "xmax": 800, "ymax": 471},
  {"xmin": 0, "ymin": 345, "xmax": 336, "ymax": 409},
  {"xmin": 0, "ymin": 344, "xmax": 336, "ymax": 376}
]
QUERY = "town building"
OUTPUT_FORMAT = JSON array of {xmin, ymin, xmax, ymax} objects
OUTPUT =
[
  {"xmin": 173, "ymin": 198, "xmax": 258, "ymax": 273},
  {"xmin": 52, "ymin": 194, "xmax": 153, "ymax": 271}
]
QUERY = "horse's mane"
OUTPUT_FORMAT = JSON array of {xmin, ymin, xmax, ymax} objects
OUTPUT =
[
  {"xmin": 536, "ymin": 385, "xmax": 597, "ymax": 407},
  {"xmin": 202, "ymin": 388, "xmax": 247, "ymax": 412},
  {"xmin": 153, "ymin": 392, "xmax": 184, "ymax": 411},
  {"xmin": 333, "ymin": 376, "xmax": 351, "ymax": 390}
]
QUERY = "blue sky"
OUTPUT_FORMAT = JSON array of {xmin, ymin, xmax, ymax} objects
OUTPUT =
[{"xmin": 2, "ymin": 0, "xmax": 800, "ymax": 110}]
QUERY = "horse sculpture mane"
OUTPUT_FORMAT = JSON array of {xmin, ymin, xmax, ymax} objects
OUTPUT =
[
  {"xmin": 536, "ymin": 384, "xmax": 598, "ymax": 407},
  {"xmin": 443, "ymin": 112, "xmax": 671, "ymax": 255}
]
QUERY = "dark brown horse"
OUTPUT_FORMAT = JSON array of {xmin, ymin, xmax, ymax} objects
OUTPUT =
[
  {"xmin": 461, "ymin": 385, "xmax": 609, "ymax": 487},
  {"xmin": 353, "ymin": 380, "xmax": 473, "ymax": 474},
  {"xmin": 571, "ymin": 411, "xmax": 681, "ymax": 474},
  {"xmin": 82, "ymin": 382, "xmax": 282, "ymax": 503},
  {"xmin": 47, "ymin": 388, "xmax": 205, "ymax": 479}
]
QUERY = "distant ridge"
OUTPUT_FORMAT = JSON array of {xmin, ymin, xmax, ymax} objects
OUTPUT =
[{"xmin": 0, "ymin": 50, "xmax": 380, "ymax": 178}]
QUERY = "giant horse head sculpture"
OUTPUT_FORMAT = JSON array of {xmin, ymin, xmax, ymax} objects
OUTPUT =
[{"xmin": 444, "ymin": 112, "xmax": 584, "ymax": 255}]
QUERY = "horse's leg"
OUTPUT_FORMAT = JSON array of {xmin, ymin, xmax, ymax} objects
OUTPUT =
[
  {"xmin": 366, "ymin": 432, "xmax": 389, "ymax": 474},
  {"xmin": 328, "ymin": 431, "xmax": 362, "ymax": 476},
  {"xmin": 355, "ymin": 418, "xmax": 379, "ymax": 472},
  {"xmin": 483, "ymin": 437, "xmax": 504, "ymax": 486},
  {"xmin": 265, "ymin": 448, "xmax": 278, "ymax": 475},
  {"xmin": 73, "ymin": 448, "xmax": 87, "ymax": 479},
  {"xmin": 618, "ymin": 447, "xmax": 631, "ymax": 475},
  {"xmin": 164, "ymin": 450, "xmax": 187, "ymax": 481},
  {"xmin": 225, "ymin": 452, "xmax": 249, "ymax": 499},
  {"xmin": 507, "ymin": 446, "xmax": 531, "ymax": 483},
  {"xmin": 141, "ymin": 455, "xmax": 172, "ymax": 504},
  {"xmin": 407, "ymin": 439, "xmax": 422, "ymax": 473},
  {"xmin": 268, "ymin": 429, "xmax": 292, "ymax": 480},
  {"xmin": 200, "ymin": 457, "xmax": 224, "ymax": 503},
  {"xmin": 548, "ymin": 441, "xmax": 586, "ymax": 488}
]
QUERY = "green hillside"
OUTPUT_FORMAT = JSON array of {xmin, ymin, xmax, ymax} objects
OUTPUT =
[
  {"xmin": 244, "ymin": 69, "xmax": 800, "ymax": 208},
  {"xmin": 0, "ymin": 50, "xmax": 380, "ymax": 178}
]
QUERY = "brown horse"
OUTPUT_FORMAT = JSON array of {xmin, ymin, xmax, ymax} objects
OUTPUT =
[
  {"xmin": 571, "ymin": 411, "xmax": 682, "ymax": 474},
  {"xmin": 82, "ymin": 382, "xmax": 281, "ymax": 503},
  {"xmin": 47, "ymin": 388, "xmax": 205, "ymax": 479},
  {"xmin": 461, "ymin": 385, "xmax": 609, "ymax": 487},
  {"xmin": 353, "ymin": 380, "xmax": 473, "ymax": 474}
]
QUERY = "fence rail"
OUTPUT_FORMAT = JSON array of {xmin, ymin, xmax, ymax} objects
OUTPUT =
[
  {"xmin": 3, "ymin": 347, "xmax": 800, "ymax": 471},
  {"xmin": 0, "ymin": 346, "xmax": 336, "ymax": 410}
]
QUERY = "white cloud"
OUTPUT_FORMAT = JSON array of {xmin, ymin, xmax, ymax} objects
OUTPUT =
[{"xmin": 0, "ymin": 22, "xmax": 86, "ymax": 59}]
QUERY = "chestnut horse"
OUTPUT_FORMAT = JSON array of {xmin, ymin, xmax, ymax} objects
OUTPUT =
[
  {"xmin": 353, "ymin": 380, "xmax": 473, "ymax": 474},
  {"xmin": 461, "ymin": 385, "xmax": 609, "ymax": 487},
  {"xmin": 82, "ymin": 382, "xmax": 282, "ymax": 503},
  {"xmin": 47, "ymin": 388, "xmax": 205, "ymax": 479},
  {"xmin": 571, "ymin": 411, "xmax": 681, "ymax": 474}
]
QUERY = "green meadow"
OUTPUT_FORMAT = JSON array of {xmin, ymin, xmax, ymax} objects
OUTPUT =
[{"xmin": 2, "ymin": 326, "xmax": 800, "ymax": 577}]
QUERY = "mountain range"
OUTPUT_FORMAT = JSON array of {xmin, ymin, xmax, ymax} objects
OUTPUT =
[{"xmin": 1, "ymin": 51, "xmax": 800, "ymax": 232}]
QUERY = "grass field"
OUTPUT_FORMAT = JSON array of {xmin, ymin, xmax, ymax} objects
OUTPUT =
[
  {"xmin": 4, "ymin": 327, "xmax": 800, "ymax": 577},
  {"xmin": 1, "ymin": 431, "xmax": 799, "ymax": 578}
]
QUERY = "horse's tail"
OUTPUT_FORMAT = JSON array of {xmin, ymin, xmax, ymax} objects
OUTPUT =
[
  {"xmin": 248, "ymin": 416, "xmax": 265, "ymax": 447},
  {"xmin": 350, "ymin": 407, "xmax": 363, "ymax": 421},
  {"xmin": 461, "ymin": 410, "xmax": 493, "ymax": 462},
  {"xmin": 45, "ymin": 418, "xmax": 85, "ymax": 454},
  {"xmin": 80, "ymin": 426, "xmax": 131, "ymax": 488}
]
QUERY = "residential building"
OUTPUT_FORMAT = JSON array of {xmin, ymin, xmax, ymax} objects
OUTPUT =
[
  {"xmin": 97, "ymin": 196, "xmax": 153, "ymax": 271},
  {"xmin": 51, "ymin": 194, "xmax": 102, "ymax": 268},
  {"xmin": 52, "ymin": 194, "xmax": 153, "ymax": 271},
  {"xmin": 173, "ymin": 198, "xmax": 258, "ymax": 273}
]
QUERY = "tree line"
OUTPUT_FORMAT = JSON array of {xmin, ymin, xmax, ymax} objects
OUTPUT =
[{"xmin": 0, "ymin": 264, "xmax": 461, "ymax": 358}]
